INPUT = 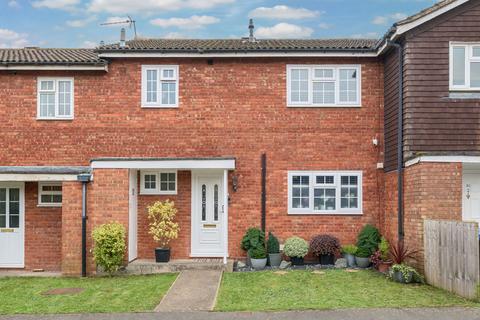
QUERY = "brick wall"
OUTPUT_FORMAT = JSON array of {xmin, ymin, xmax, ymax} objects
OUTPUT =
[
  {"xmin": 61, "ymin": 181, "xmax": 83, "ymax": 275},
  {"xmin": 24, "ymin": 182, "xmax": 62, "ymax": 271}
]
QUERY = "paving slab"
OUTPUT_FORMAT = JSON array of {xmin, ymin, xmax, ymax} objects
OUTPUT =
[{"xmin": 155, "ymin": 270, "xmax": 223, "ymax": 312}]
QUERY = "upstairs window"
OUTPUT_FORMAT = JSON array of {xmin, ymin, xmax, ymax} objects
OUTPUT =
[
  {"xmin": 37, "ymin": 78, "xmax": 74, "ymax": 120},
  {"xmin": 288, "ymin": 171, "xmax": 362, "ymax": 215},
  {"xmin": 141, "ymin": 65, "xmax": 179, "ymax": 108},
  {"xmin": 450, "ymin": 43, "xmax": 480, "ymax": 91},
  {"xmin": 287, "ymin": 65, "xmax": 361, "ymax": 107}
]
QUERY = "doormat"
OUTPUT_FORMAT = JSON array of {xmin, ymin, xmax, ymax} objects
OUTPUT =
[{"xmin": 41, "ymin": 288, "xmax": 85, "ymax": 296}]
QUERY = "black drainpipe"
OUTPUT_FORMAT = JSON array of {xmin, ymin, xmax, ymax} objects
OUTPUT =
[
  {"xmin": 77, "ymin": 174, "xmax": 91, "ymax": 277},
  {"xmin": 388, "ymin": 40, "xmax": 404, "ymax": 241},
  {"xmin": 261, "ymin": 153, "xmax": 266, "ymax": 232}
]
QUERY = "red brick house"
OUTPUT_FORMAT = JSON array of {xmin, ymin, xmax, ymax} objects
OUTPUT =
[{"xmin": 0, "ymin": 0, "xmax": 478, "ymax": 275}]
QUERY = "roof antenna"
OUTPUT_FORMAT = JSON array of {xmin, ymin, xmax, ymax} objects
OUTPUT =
[
  {"xmin": 100, "ymin": 15, "xmax": 137, "ymax": 39},
  {"xmin": 248, "ymin": 18, "xmax": 255, "ymax": 42}
]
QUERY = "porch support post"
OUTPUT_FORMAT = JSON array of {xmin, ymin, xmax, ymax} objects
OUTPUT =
[{"xmin": 223, "ymin": 169, "xmax": 229, "ymax": 265}]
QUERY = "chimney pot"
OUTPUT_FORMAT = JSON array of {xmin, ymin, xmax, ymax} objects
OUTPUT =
[
  {"xmin": 120, "ymin": 28, "xmax": 126, "ymax": 48},
  {"xmin": 248, "ymin": 19, "xmax": 255, "ymax": 42}
]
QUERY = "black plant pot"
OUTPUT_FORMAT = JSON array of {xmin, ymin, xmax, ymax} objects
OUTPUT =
[
  {"xmin": 290, "ymin": 257, "xmax": 304, "ymax": 266},
  {"xmin": 155, "ymin": 248, "xmax": 171, "ymax": 263},
  {"xmin": 319, "ymin": 254, "xmax": 335, "ymax": 265}
]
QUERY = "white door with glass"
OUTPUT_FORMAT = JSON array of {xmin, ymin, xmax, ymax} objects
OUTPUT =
[
  {"xmin": 191, "ymin": 173, "xmax": 224, "ymax": 256},
  {"xmin": 0, "ymin": 183, "xmax": 24, "ymax": 268},
  {"xmin": 128, "ymin": 170, "xmax": 138, "ymax": 262},
  {"xmin": 463, "ymin": 173, "xmax": 480, "ymax": 225}
]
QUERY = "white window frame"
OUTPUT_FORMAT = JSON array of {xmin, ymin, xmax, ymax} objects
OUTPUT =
[
  {"xmin": 37, "ymin": 77, "xmax": 74, "ymax": 120},
  {"xmin": 449, "ymin": 42, "xmax": 480, "ymax": 91},
  {"xmin": 140, "ymin": 170, "xmax": 177, "ymax": 195},
  {"xmin": 288, "ymin": 171, "xmax": 362, "ymax": 215},
  {"xmin": 141, "ymin": 65, "xmax": 179, "ymax": 108},
  {"xmin": 286, "ymin": 65, "xmax": 361, "ymax": 107},
  {"xmin": 38, "ymin": 182, "xmax": 62, "ymax": 207}
]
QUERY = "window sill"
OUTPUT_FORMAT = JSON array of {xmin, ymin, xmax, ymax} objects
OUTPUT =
[
  {"xmin": 37, "ymin": 203, "xmax": 62, "ymax": 208},
  {"xmin": 288, "ymin": 211, "xmax": 363, "ymax": 216},
  {"xmin": 287, "ymin": 104, "xmax": 361, "ymax": 108},
  {"xmin": 36, "ymin": 117, "xmax": 74, "ymax": 121},
  {"xmin": 139, "ymin": 191, "xmax": 178, "ymax": 196},
  {"xmin": 141, "ymin": 105, "xmax": 178, "ymax": 109},
  {"xmin": 448, "ymin": 91, "xmax": 480, "ymax": 99}
]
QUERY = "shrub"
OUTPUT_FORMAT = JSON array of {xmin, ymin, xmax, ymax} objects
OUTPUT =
[
  {"xmin": 147, "ymin": 200, "xmax": 180, "ymax": 248},
  {"xmin": 390, "ymin": 240, "xmax": 418, "ymax": 264},
  {"xmin": 241, "ymin": 227, "xmax": 265, "ymax": 252},
  {"xmin": 266, "ymin": 232, "xmax": 280, "ymax": 254},
  {"xmin": 92, "ymin": 222, "xmax": 126, "ymax": 275},
  {"xmin": 310, "ymin": 234, "xmax": 341, "ymax": 256},
  {"xmin": 390, "ymin": 264, "xmax": 424, "ymax": 283},
  {"xmin": 356, "ymin": 224, "xmax": 381, "ymax": 255},
  {"xmin": 355, "ymin": 246, "xmax": 371, "ymax": 258},
  {"xmin": 379, "ymin": 237, "xmax": 390, "ymax": 261},
  {"xmin": 249, "ymin": 246, "xmax": 267, "ymax": 259},
  {"xmin": 370, "ymin": 250, "xmax": 382, "ymax": 268},
  {"xmin": 283, "ymin": 236, "xmax": 309, "ymax": 258},
  {"xmin": 342, "ymin": 244, "xmax": 358, "ymax": 255}
]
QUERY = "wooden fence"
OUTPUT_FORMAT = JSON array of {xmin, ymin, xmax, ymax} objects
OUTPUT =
[{"xmin": 424, "ymin": 219, "xmax": 479, "ymax": 299}]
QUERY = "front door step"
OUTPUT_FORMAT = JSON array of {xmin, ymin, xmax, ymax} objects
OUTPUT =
[{"xmin": 126, "ymin": 259, "xmax": 233, "ymax": 275}]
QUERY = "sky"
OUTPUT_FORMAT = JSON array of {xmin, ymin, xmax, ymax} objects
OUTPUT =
[{"xmin": 0, "ymin": 0, "xmax": 438, "ymax": 48}]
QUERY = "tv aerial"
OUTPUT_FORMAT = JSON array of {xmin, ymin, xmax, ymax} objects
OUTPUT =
[{"xmin": 100, "ymin": 15, "xmax": 137, "ymax": 38}]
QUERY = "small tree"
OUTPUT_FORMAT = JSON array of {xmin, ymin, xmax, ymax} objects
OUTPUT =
[
  {"xmin": 92, "ymin": 222, "xmax": 126, "ymax": 275},
  {"xmin": 147, "ymin": 200, "xmax": 180, "ymax": 248}
]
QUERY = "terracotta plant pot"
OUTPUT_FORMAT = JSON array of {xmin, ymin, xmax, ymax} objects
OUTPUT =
[{"xmin": 378, "ymin": 261, "xmax": 392, "ymax": 273}]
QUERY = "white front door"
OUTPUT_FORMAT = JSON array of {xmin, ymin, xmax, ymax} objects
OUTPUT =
[
  {"xmin": 463, "ymin": 173, "xmax": 480, "ymax": 225},
  {"xmin": 128, "ymin": 170, "xmax": 138, "ymax": 262},
  {"xmin": 191, "ymin": 172, "xmax": 224, "ymax": 257},
  {"xmin": 0, "ymin": 183, "xmax": 24, "ymax": 268}
]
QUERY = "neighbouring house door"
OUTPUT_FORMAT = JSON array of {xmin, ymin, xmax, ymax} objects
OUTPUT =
[
  {"xmin": 0, "ymin": 183, "xmax": 24, "ymax": 268},
  {"xmin": 191, "ymin": 172, "xmax": 224, "ymax": 257},
  {"xmin": 463, "ymin": 173, "xmax": 480, "ymax": 225},
  {"xmin": 128, "ymin": 170, "xmax": 138, "ymax": 262}
]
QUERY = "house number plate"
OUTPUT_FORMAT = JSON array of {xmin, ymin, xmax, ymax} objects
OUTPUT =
[
  {"xmin": 0, "ymin": 228, "xmax": 14, "ymax": 233},
  {"xmin": 203, "ymin": 224, "xmax": 217, "ymax": 228}
]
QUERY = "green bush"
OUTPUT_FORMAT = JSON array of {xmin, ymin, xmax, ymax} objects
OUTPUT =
[
  {"xmin": 283, "ymin": 236, "xmax": 309, "ymax": 258},
  {"xmin": 342, "ymin": 244, "xmax": 358, "ymax": 255},
  {"xmin": 249, "ymin": 246, "xmax": 267, "ymax": 259},
  {"xmin": 355, "ymin": 246, "xmax": 371, "ymax": 258},
  {"xmin": 379, "ymin": 237, "xmax": 390, "ymax": 261},
  {"xmin": 356, "ymin": 224, "xmax": 381, "ymax": 255},
  {"xmin": 241, "ymin": 227, "xmax": 265, "ymax": 251},
  {"xmin": 266, "ymin": 232, "xmax": 280, "ymax": 254},
  {"xmin": 92, "ymin": 222, "xmax": 126, "ymax": 275}
]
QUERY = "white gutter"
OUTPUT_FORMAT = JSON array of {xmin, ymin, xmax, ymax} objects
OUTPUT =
[
  {"xmin": 0, "ymin": 65, "xmax": 108, "ymax": 71},
  {"xmin": 98, "ymin": 51, "xmax": 378, "ymax": 58},
  {"xmin": 0, "ymin": 173, "xmax": 79, "ymax": 181},
  {"xmin": 405, "ymin": 155, "xmax": 480, "ymax": 167}
]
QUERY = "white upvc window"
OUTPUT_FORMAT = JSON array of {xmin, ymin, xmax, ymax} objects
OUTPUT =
[
  {"xmin": 140, "ymin": 171, "xmax": 177, "ymax": 195},
  {"xmin": 37, "ymin": 77, "xmax": 74, "ymax": 120},
  {"xmin": 450, "ymin": 42, "xmax": 480, "ymax": 91},
  {"xmin": 287, "ymin": 65, "xmax": 361, "ymax": 107},
  {"xmin": 38, "ymin": 182, "xmax": 62, "ymax": 207},
  {"xmin": 141, "ymin": 65, "xmax": 179, "ymax": 108},
  {"xmin": 288, "ymin": 171, "xmax": 362, "ymax": 215}
]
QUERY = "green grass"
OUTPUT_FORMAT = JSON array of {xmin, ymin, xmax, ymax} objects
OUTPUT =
[
  {"xmin": 0, "ymin": 274, "xmax": 177, "ymax": 314},
  {"xmin": 216, "ymin": 270, "xmax": 480, "ymax": 311}
]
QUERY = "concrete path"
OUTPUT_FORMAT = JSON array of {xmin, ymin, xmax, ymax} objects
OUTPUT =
[
  {"xmin": 1, "ymin": 308, "xmax": 480, "ymax": 320},
  {"xmin": 155, "ymin": 270, "xmax": 223, "ymax": 312}
]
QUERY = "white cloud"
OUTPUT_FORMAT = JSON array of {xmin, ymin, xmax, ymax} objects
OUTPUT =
[
  {"xmin": 150, "ymin": 15, "xmax": 219, "ymax": 29},
  {"xmin": 318, "ymin": 23, "xmax": 332, "ymax": 30},
  {"xmin": 8, "ymin": 0, "xmax": 20, "ymax": 8},
  {"xmin": 250, "ymin": 5, "xmax": 320, "ymax": 20},
  {"xmin": 351, "ymin": 32, "xmax": 379, "ymax": 39},
  {"xmin": 0, "ymin": 28, "xmax": 29, "ymax": 48},
  {"xmin": 88, "ymin": 0, "xmax": 234, "ymax": 14},
  {"xmin": 256, "ymin": 23, "xmax": 313, "ymax": 39},
  {"xmin": 32, "ymin": 0, "xmax": 80, "ymax": 10},
  {"xmin": 82, "ymin": 40, "xmax": 97, "ymax": 48},
  {"xmin": 66, "ymin": 16, "xmax": 97, "ymax": 28},
  {"xmin": 372, "ymin": 12, "xmax": 407, "ymax": 25}
]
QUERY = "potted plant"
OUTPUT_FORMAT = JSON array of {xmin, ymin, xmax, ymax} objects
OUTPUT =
[
  {"xmin": 267, "ymin": 232, "xmax": 282, "ymax": 267},
  {"xmin": 377, "ymin": 237, "xmax": 392, "ymax": 273},
  {"xmin": 355, "ymin": 246, "xmax": 371, "ymax": 268},
  {"xmin": 284, "ymin": 236, "xmax": 309, "ymax": 265},
  {"xmin": 310, "ymin": 234, "xmax": 340, "ymax": 265},
  {"xmin": 241, "ymin": 227, "xmax": 265, "ymax": 266},
  {"xmin": 249, "ymin": 246, "xmax": 268, "ymax": 270},
  {"xmin": 147, "ymin": 200, "xmax": 180, "ymax": 263},
  {"xmin": 390, "ymin": 264, "xmax": 423, "ymax": 284},
  {"xmin": 356, "ymin": 224, "xmax": 381, "ymax": 256},
  {"xmin": 389, "ymin": 240, "xmax": 418, "ymax": 265},
  {"xmin": 342, "ymin": 244, "xmax": 357, "ymax": 267}
]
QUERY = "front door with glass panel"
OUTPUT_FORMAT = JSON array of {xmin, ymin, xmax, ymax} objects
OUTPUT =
[
  {"xmin": 0, "ymin": 183, "xmax": 24, "ymax": 268},
  {"xmin": 463, "ymin": 173, "xmax": 480, "ymax": 225},
  {"xmin": 191, "ymin": 173, "xmax": 224, "ymax": 256}
]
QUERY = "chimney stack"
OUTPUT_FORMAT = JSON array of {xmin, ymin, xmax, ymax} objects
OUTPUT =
[
  {"xmin": 248, "ymin": 19, "xmax": 255, "ymax": 42},
  {"xmin": 120, "ymin": 28, "xmax": 126, "ymax": 48}
]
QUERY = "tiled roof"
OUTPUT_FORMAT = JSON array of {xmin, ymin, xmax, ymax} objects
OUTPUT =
[
  {"xmin": 97, "ymin": 38, "xmax": 379, "ymax": 53},
  {"xmin": 395, "ymin": 0, "xmax": 457, "ymax": 26},
  {"xmin": 0, "ymin": 48, "xmax": 106, "ymax": 65}
]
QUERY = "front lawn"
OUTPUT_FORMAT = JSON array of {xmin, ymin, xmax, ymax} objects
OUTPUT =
[
  {"xmin": 216, "ymin": 270, "xmax": 479, "ymax": 311},
  {"xmin": 0, "ymin": 274, "xmax": 177, "ymax": 314}
]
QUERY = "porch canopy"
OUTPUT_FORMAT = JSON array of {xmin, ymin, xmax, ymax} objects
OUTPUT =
[
  {"xmin": 90, "ymin": 157, "xmax": 236, "ymax": 170},
  {"xmin": 0, "ymin": 166, "xmax": 91, "ymax": 181}
]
